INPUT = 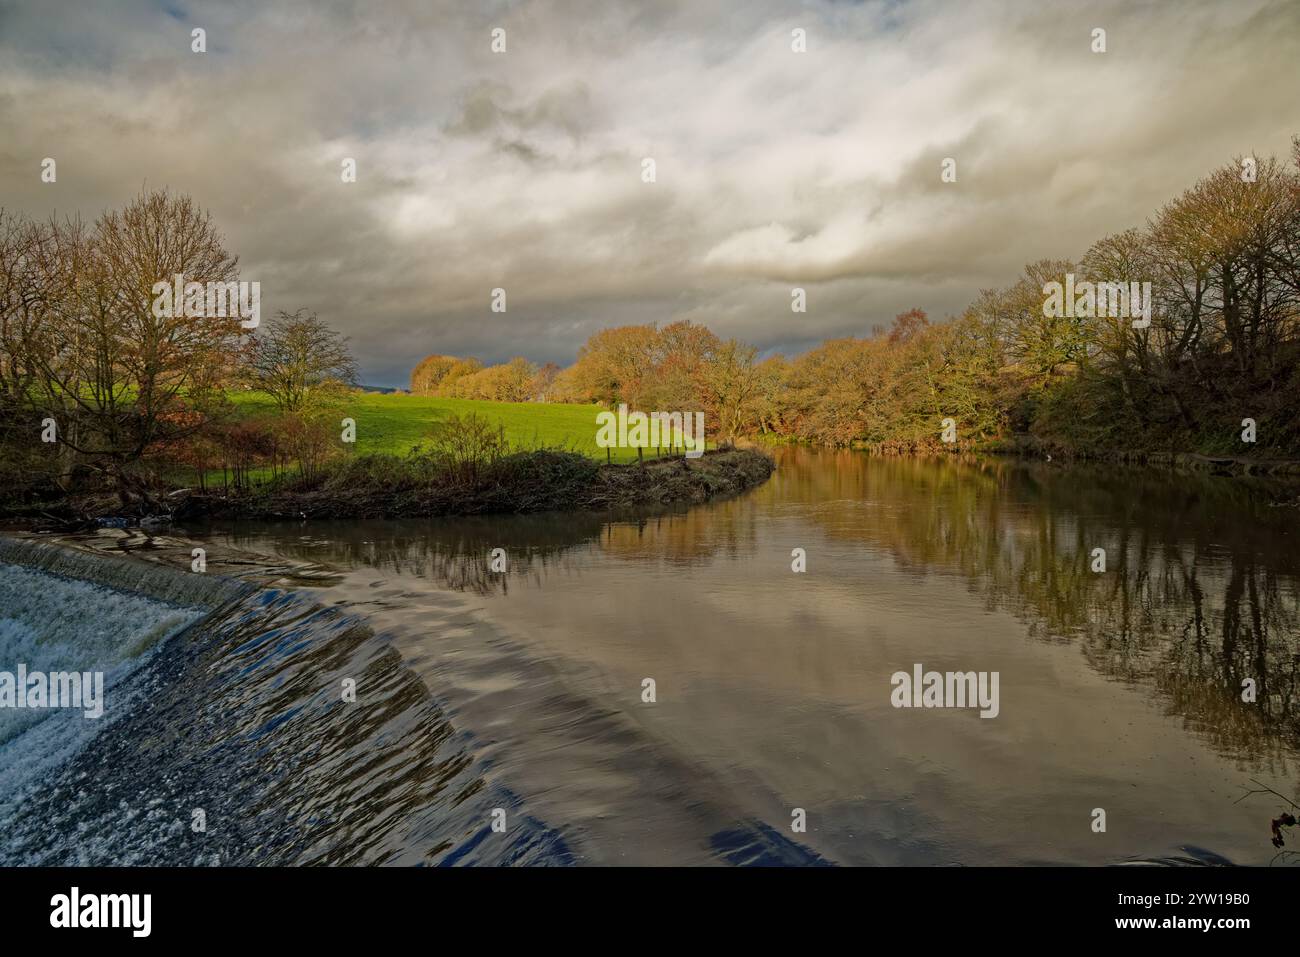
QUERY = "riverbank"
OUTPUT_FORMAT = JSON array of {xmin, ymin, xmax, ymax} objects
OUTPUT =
[
  {"xmin": 165, "ymin": 447, "xmax": 772, "ymax": 523},
  {"xmin": 979, "ymin": 435, "xmax": 1300, "ymax": 478},
  {"xmin": 0, "ymin": 448, "xmax": 774, "ymax": 529},
  {"xmin": 166, "ymin": 448, "xmax": 774, "ymax": 521},
  {"xmin": 759, "ymin": 432, "xmax": 1300, "ymax": 482}
]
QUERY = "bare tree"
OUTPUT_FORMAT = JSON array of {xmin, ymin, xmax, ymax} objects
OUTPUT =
[
  {"xmin": 5, "ymin": 191, "xmax": 245, "ymax": 503},
  {"xmin": 246, "ymin": 309, "xmax": 358, "ymax": 413}
]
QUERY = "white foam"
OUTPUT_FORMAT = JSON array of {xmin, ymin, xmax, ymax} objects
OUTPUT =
[{"xmin": 0, "ymin": 561, "xmax": 202, "ymax": 817}]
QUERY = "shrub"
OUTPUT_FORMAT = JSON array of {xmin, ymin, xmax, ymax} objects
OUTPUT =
[{"xmin": 412, "ymin": 412, "xmax": 510, "ymax": 486}]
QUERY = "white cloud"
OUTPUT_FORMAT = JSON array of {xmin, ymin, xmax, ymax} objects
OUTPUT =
[{"xmin": 0, "ymin": 0, "xmax": 1295, "ymax": 385}]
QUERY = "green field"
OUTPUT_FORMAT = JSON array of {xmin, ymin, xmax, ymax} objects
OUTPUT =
[{"xmin": 228, "ymin": 391, "xmax": 668, "ymax": 465}]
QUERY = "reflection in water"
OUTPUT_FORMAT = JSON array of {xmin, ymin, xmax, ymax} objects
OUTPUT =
[
  {"xmin": 192, "ymin": 448, "xmax": 1300, "ymax": 865},
  {"xmin": 771, "ymin": 451, "xmax": 1300, "ymax": 766}
]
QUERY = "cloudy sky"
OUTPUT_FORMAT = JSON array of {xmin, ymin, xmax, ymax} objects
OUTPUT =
[{"xmin": 1, "ymin": 0, "xmax": 1296, "ymax": 387}]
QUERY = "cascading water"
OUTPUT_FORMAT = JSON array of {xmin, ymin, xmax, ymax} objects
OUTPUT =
[
  {"xmin": 0, "ymin": 535, "xmax": 569, "ymax": 865},
  {"xmin": 0, "ymin": 539, "xmax": 209, "ymax": 839},
  {"xmin": 0, "ymin": 531, "xmax": 823, "ymax": 866}
]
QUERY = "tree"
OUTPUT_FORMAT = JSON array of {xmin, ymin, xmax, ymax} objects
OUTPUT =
[
  {"xmin": 753, "ymin": 355, "xmax": 790, "ymax": 435},
  {"xmin": 247, "ymin": 309, "xmax": 357, "ymax": 413},
  {"xmin": 564, "ymin": 324, "xmax": 660, "ymax": 408},
  {"xmin": 410, "ymin": 354, "xmax": 459, "ymax": 395},
  {"xmin": 652, "ymin": 320, "xmax": 720, "ymax": 408},
  {"xmin": 887, "ymin": 307, "xmax": 929, "ymax": 346},
  {"xmin": 443, "ymin": 356, "xmax": 537, "ymax": 401},
  {"xmin": 0, "ymin": 210, "xmax": 62, "ymax": 495},
  {"xmin": 699, "ymin": 339, "xmax": 762, "ymax": 446},
  {"xmin": 3, "ymin": 190, "xmax": 246, "ymax": 503},
  {"xmin": 431, "ymin": 357, "xmax": 483, "ymax": 396},
  {"xmin": 528, "ymin": 362, "xmax": 562, "ymax": 401}
]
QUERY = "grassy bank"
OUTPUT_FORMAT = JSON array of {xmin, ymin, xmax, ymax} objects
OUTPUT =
[
  {"xmin": 226, "ymin": 391, "xmax": 671, "ymax": 466},
  {"xmin": 0, "ymin": 391, "xmax": 757, "ymax": 525}
]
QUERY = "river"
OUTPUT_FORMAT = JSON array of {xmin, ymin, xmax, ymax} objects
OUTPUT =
[{"xmin": 2, "ymin": 448, "xmax": 1297, "ymax": 865}]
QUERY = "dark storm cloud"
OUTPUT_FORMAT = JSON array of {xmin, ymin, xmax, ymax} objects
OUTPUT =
[{"xmin": 1, "ymin": 0, "xmax": 1295, "ymax": 385}]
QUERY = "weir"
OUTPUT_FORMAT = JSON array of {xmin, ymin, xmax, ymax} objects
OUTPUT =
[
  {"xmin": 0, "ymin": 536, "xmax": 217, "ymax": 832},
  {"xmin": 0, "ymin": 535, "xmax": 249, "ymax": 609},
  {"xmin": 0, "ymin": 529, "xmax": 825, "ymax": 867}
]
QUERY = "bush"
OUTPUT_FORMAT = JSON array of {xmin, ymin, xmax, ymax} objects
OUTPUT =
[{"xmin": 411, "ymin": 412, "xmax": 510, "ymax": 486}]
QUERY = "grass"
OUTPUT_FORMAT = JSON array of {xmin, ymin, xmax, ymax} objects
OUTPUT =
[{"xmin": 226, "ymin": 390, "xmax": 675, "ymax": 466}]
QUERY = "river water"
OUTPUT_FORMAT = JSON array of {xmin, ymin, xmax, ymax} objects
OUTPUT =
[
  {"xmin": 197, "ymin": 448, "xmax": 1300, "ymax": 865},
  {"xmin": 2, "ymin": 448, "xmax": 1297, "ymax": 865}
]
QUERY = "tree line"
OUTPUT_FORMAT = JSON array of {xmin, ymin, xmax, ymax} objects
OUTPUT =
[
  {"xmin": 3, "ymin": 138, "xmax": 1296, "ymax": 512},
  {"xmin": 417, "ymin": 139, "xmax": 1300, "ymax": 458},
  {"xmin": 410, "ymin": 354, "xmax": 562, "ymax": 403}
]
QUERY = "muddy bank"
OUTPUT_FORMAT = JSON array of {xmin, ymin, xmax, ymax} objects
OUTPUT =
[
  {"xmin": 170, "ymin": 448, "xmax": 775, "ymax": 522},
  {"xmin": 979, "ymin": 436, "xmax": 1300, "ymax": 479},
  {"xmin": 585, "ymin": 447, "xmax": 776, "ymax": 509},
  {"xmin": 1107, "ymin": 450, "xmax": 1300, "ymax": 477}
]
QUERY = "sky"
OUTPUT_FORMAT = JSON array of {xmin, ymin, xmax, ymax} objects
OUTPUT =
[{"xmin": 1, "ymin": 0, "xmax": 1296, "ymax": 387}]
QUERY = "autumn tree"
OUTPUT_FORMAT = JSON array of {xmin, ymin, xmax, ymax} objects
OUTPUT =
[
  {"xmin": 432, "ymin": 357, "xmax": 484, "ymax": 395},
  {"xmin": 0, "ymin": 209, "xmax": 59, "ymax": 494},
  {"xmin": 753, "ymin": 355, "xmax": 790, "ymax": 435},
  {"xmin": 444, "ymin": 356, "xmax": 536, "ymax": 401},
  {"xmin": 410, "ymin": 354, "xmax": 460, "ymax": 395},
  {"xmin": 698, "ymin": 338, "xmax": 762, "ymax": 446},
  {"xmin": 528, "ymin": 361, "xmax": 562, "ymax": 401},
  {"xmin": 3, "ymin": 191, "xmax": 247, "ymax": 503},
  {"xmin": 564, "ymin": 324, "xmax": 661, "ymax": 408},
  {"xmin": 652, "ymin": 320, "xmax": 720, "ymax": 408}
]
